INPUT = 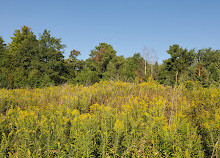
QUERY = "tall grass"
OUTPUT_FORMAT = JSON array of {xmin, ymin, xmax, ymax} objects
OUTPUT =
[{"xmin": 0, "ymin": 80, "xmax": 219, "ymax": 157}]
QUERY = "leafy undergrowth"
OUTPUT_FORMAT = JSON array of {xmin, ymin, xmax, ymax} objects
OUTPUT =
[{"xmin": 0, "ymin": 80, "xmax": 219, "ymax": 157}]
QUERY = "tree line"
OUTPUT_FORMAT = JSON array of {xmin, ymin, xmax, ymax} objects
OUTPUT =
[{"xmin": 0, "ymin": 26, "xmax": 220, "ymax": 88}]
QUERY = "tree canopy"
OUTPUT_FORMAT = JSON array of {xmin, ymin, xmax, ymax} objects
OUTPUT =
[{"xmin": 0, "ymin": 26, "xmax": 220, "ymax": 88}]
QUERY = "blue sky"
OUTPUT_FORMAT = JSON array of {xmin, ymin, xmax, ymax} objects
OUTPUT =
[{"xmin": 0, "ymin": 0, "xmax": 220, "ymax": 64}]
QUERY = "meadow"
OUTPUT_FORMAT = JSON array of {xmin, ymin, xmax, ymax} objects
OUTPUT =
[{"xmin": 0, "ymin": 80, "xmax": 220, "ymax": 157}]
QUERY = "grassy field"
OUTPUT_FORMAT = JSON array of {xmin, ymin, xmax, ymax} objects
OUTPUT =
[{"xmin": 0, "ymin": 80, "xmax": 220, "ymax": 157}]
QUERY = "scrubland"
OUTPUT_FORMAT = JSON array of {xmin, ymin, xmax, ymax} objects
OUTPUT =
[{"xmin": 0, "ymin": 80, "xmax": 220, "ymax": 157}]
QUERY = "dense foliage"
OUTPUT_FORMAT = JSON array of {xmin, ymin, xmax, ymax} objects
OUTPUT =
[
  {"xmin": 0, "ymin": 25, "xmax": 220, "ymax": 157},
  {"xmin": 1, "ymin": 26, "xmax": 220, "ymax": 88},
  {"xmin": 0, "ymin": 80, "xmax": 219, "ymax": 157}
]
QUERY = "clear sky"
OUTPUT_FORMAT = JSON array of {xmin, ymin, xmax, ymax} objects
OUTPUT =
[{"xmin": 1, "ymin": 0, "xmax": 220, "ymax": 64}]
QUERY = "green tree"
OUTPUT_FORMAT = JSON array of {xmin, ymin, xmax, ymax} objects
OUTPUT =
[
  {"xmin": 188, "ymin": 48, "xmax": 220, "ymax": 87},
  {"xmin": 0, "ymin": 37, "xmax": 9, "ymax": 88},
  {"xmin": 38, "ymin": 29, "xmax": 67, "ymax": 86},
  {"xmin": 66, "ymin": 50, "xmax": 81, "ymax": 76},
  {"xmin": 124, "ymin": 53, "xmax": 145, "ymax": 82},
  {"xmin": 0, "ymin": 37, "xmax": 7, "ymax": 67},
  {"xmin": 197, "ymin": 48, "xmax": 220, "ymax": 68},
  {"xmin": 65, "ymin": 49, "xmax": 84, "ymax": 83},
  {"xmin": 89, "ymin": 43, "xmax": 116, "ymax": 78},
  {"xmin": 153, "ymin": 61, "xmax": 159, "ymax": 80},
  {"xmin": 75, "ymin": 65, "xmax": 100, "ymax": 85},
  {"xmin": 5, "ymin": 26, "xmax": 67, "ymax": 88},
  {"xmin": 209, "ymin": 62, "xmax": 220, "ymax": 83},
  {"xmin": 8, "ymin": 26, "xmax": 38, "ymax": 70},
  {"xmin": 159, "ymin": 44, "xmax": 195, "ymax": 85},
  {"xmin": 103, "ymin": 56, "xmax": 126, "ymax": 80},
  {"xmin": 7, "ymin": 26, "xmax": 38, "ymax": 88},
  {"xmin": 198, "ymin": 49, "xmax": 220, "ymax": 84}
]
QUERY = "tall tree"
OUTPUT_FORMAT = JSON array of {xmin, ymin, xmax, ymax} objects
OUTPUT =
[
  {"xmin": 8, "ymin": 26, "xmax": 38, "ymax": 69},
  {"xmin": 159, "ymin": 44, "xmax": 195, "ymax": 85},
  {"xmin": 197, "ymin": 48, "xmax": 220, "ymax": 68},
  {"xmin": 0, "ymin": 37, "xmax": 9, "ymax": 88},
  {"xmin": 103, "ymin": 55, "xmax": 126, "ymax": 80},
  {"xmin": 191, "ymin": 48, "xmax": 220, "ymax": 86},
  {"xmin": 65, "ymin": 49, "xmax": 84, "ymax": 83},
  {"xmin": 125, "ymin": 53, "xmax": 145, "ymax": 82},
  {"xmin": 0, "ymin": 36, "xmax": 7, "ymax": 67},
  {"xmin": 8, "ymin": 26, "xmax": 38, "ymax": 88},
  {"xmin": 153, "ymin": 61, "xmax": 159, "ymax": 80},
  {"xmin": 38, "ymin": 29, "xmax": 67, "ymax": 85},
  {"xmin": 89, "ymin": 43, "xmax": 116, "ymax": 78}
]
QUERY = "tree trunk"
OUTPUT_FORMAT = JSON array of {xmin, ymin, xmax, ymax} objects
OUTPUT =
[{"xmin": 176, "ymin": 71, "xmax": 178, "ymax": 85}]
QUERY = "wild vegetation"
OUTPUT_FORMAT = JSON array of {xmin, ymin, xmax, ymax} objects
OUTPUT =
[
  {"xmin": 1, "ymin": 26, "xmax": 220, "ymax": 157},
  {"xmin": 1, "ymin": 26, "xmax": 220, "ymax": 88},
  {"xmin": 0, "ymin": 80, "xmax": 220, "ymax": 157}
]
